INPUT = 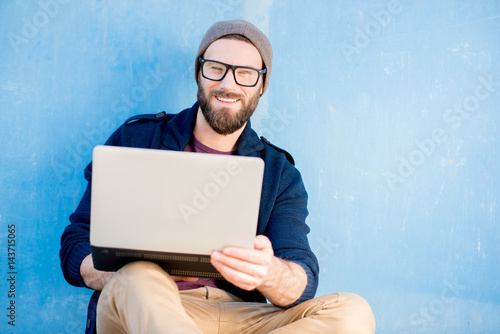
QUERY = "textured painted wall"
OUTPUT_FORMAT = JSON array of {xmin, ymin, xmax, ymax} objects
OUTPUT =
[{"xmin": 1, "ymin": 0, "xmax": 499, "ymax": 332}]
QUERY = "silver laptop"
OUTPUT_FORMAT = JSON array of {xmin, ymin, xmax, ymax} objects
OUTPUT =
[{"xmin": 90, "ymin": 145, "xmax": 264, "ymax": 279}]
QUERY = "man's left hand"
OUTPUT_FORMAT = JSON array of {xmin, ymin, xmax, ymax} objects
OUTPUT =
[{"xmin": 210, "ymin": 235, "xmax": 274, "ymax": 291}]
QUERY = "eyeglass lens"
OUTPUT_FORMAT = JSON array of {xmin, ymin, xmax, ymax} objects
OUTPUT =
[{"xmin": 202, "ymin": 60, "xmax": 259, "ymax": 86}]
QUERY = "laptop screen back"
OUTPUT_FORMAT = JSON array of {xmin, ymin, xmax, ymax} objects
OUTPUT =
[{"xmin": 89, "ymin": 145, "xmax": 264, "ymax": 277}]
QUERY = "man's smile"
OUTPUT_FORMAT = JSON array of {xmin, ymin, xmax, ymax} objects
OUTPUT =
[{"xmin": 215, "ymin": 96, "xmax": 240, "ymax": 103}]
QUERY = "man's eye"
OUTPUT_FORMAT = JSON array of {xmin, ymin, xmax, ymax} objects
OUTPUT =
[{"xmin": 209, "ymin": 65, "xmax": 224, "ymax": 71}]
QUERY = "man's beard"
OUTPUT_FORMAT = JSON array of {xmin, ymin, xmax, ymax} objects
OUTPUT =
[{"xmin": 197, "ymin": 84, "xmax": 260, "ymax": 136}]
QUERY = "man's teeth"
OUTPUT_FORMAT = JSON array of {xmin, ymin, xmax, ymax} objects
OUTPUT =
[{"xmin": 216, "ymin": 96, "xmax": 239, "ymax": 103}]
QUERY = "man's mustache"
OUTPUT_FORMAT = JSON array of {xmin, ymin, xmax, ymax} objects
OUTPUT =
[{"xmin": 209, "ymin": 90, "xmax": 243, "ymax": 100}]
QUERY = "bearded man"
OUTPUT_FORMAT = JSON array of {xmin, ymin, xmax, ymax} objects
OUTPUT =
[{"xmin": 60, "ymin": 20, "xmax": 375, "ymax": 334}]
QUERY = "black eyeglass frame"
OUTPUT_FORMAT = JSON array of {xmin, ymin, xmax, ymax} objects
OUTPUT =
[{"xmin": 198, "ymin": 57, "xmax": 266, "ymax": 87}]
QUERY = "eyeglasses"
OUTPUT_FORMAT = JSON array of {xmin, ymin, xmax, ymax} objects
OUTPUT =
[{"xmin": 199, "ymin": 57, "xmax": 266, "ymax": 87}]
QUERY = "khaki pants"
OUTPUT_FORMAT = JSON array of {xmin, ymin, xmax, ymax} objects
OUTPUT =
[{"xmin": 97, "ymin": 262, "xmax": 375, "ymax": 334}]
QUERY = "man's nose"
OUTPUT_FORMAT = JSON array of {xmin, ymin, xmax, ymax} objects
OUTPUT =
[{"xmin": 219, "ymin": 69, "xmax": 238, "ymax": 90}]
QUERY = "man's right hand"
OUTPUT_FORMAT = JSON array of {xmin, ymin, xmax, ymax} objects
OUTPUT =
[{"xmin": 80, "ymin": 254, "xmax": 115, "ymax": 291}]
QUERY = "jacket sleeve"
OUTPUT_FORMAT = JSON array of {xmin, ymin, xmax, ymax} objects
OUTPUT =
[
  {"xmin": 59, "ymin": 127, "xmax": 124, "ymax": 287},
  {"xmin": 59, "ymin": 164, "xmax": 94, "ymax": 287},
  {"xmin": 263, "ymin": 159, "xmax": 320, "ymax": 308}
]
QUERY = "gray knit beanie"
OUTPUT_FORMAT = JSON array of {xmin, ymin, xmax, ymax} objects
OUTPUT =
[{"xmin": 195, "ymin": 20, "xmax": 273, "ymax": 94}]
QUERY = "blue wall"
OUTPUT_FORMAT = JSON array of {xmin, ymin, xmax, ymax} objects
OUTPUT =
[{"xmin": 1, "ymin": 0, "xmax": 499, "ymax": 332}]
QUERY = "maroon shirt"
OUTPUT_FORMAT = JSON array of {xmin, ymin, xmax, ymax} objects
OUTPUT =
[{"xmin": 175, "ymin": 135, "xmax": 236, "ymax": 291}]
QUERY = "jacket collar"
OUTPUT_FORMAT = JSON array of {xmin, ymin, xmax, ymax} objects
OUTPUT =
[
  {"xmin": 161, "ymin": 102, "xmax": 265, "ymax": 156},
  {"xmin": 160, "ymin": 103, "xmax": 198, "ymax": 151}
]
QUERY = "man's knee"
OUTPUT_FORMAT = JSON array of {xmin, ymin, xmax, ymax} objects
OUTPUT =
[
  {"xmin": 330, "ymin": 292, "xmax": 376, "ymax": 334},
  {"xmin": 99, "ymin": 261, "xmax": 178, "ymax": 312},
  {"xmin": 105, "ymin": 261, "xmax": 175, "ymax": 294},
  {"xmin": 118, "ymin": 261, "xmax": 164, "ymax": 277}
]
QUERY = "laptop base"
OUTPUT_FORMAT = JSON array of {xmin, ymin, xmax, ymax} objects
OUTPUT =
[{"xmin": 91, "ymin": 246, "xmax": 224, "ymax": 280}]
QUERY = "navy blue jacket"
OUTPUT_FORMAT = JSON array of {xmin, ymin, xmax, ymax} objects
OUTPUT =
[{"xmin": 60, "ymin": 102, "xmax": 319, "ymax": 333}]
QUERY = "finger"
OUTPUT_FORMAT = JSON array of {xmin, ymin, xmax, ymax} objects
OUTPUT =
[
  {"xmin": 212, "ymin": 251, "xmax": 268, "ymax": 277},
  {"xmin": 254, "ymin": 235, "xmax": 272, "ymax": 250},
  {"xmin": 210, "ymin": 257, "xmax": 261, "ymax": 291},
  {"xmin": 221, "ymin": 247, "xmax": 272, "ymax": 265}
]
